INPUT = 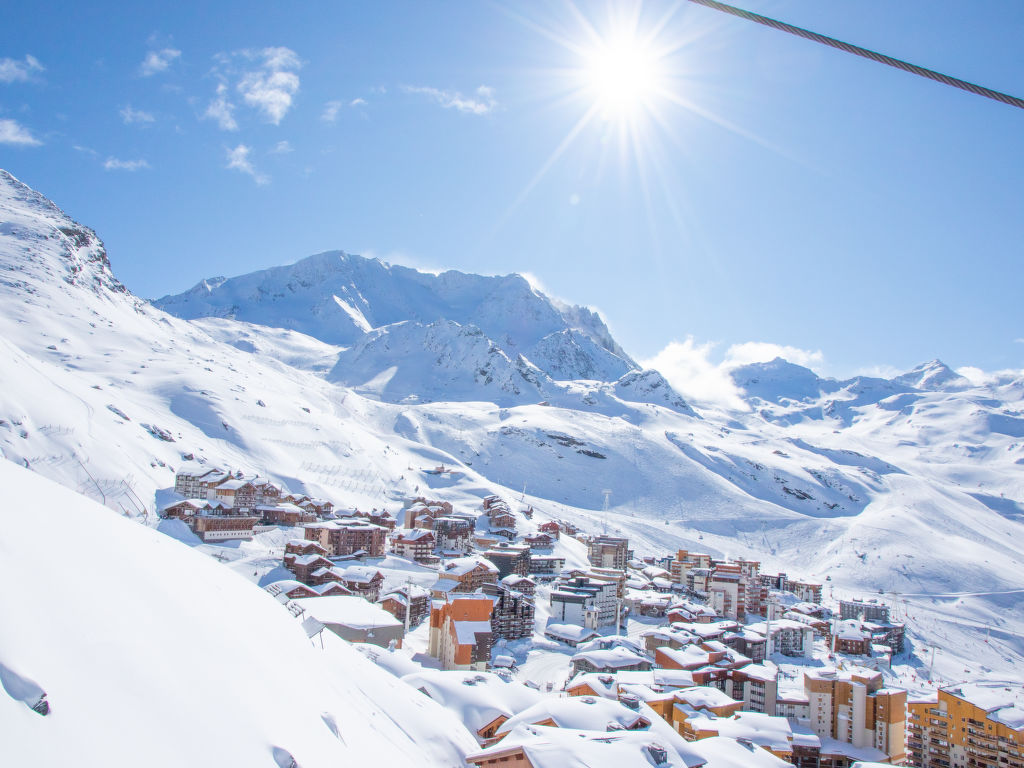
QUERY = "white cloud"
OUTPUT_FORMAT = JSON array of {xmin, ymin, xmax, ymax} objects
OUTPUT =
[
  {"xmin": 723, "ymin": 341, "xmax": 824, "ymax": 369},
  {"xmin": 73, "ymin": 144, "xmax": 97, "ymax": 156},
  {"xmin": 236, "ymin": 47, "xmax": 301, "ymax": 125},
  {"xmin": 120, "ymin": 105, "xmax": 155, "ymax": 124},
  {"xmin": 226, "ymin": 144, "xmax": 268, "ymax": 185},
  {"xmin": 321, "ymin": 100, "xmax": 342, "ymax": 123},
  {"xmin": 642, "ymin": 337, "xmax": 748, "ymax": 410},
  {"xmin": 0, "ymin": 54, "xmax": 44, "ymax": 83},
  {"xmin": 203, "ymin": 83, "xmax": 238, "ymax": 131},
  {"xmin": 140, "ymin": 48, "xmax": 181, "ymax": 76},
  {"xmin": 0, "ymin": 118, "xmax": 41, "ymax": 146},
  {"xmin": 269, "ymin": 140, "xmax": 292, "ymax": 154},
  {"xmin": 404, "ymin": 84, "xmax": 497, "ymax": 115},
  {"xmin": 1015, "ymin": 338, "xmax": 1024, "ymax": 344},
  {"xmin": 642, "ymin": 338, "xmax": 826, "ymax": 409},
  {"xmin": 349, "ymin": 97, "xmax": 367, "ymax": 107},
  {"xmin": 103, "ymin": 157, "xmax": 150, "ymax": 171},
  {"xmin": 955, "ymin": 365, "xmax": 1024, "ymax": 386}
]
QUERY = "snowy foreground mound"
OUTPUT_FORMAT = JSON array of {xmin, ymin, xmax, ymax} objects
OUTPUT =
[{"xmin": 0, "ymin": 459, "xmax": 475, "ymax": 768}]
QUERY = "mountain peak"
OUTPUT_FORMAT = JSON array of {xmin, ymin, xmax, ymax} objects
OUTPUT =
[
  {"xmin": 0, "ymin": 168, "xmax": 128, "ymax": 299},
  {"xmin": 893, "ymin": 359, "xmax": 971, "ymax": 391},
  {"xmin": 154, "ymin": 250, "xmax": 636, "ymax": 382}
]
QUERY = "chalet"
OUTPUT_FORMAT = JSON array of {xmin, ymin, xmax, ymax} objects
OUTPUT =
[
  {"xmin": 258, "ymin": 503, "xmax": 316, "ymax": 526},
  {"xmin": 160, "ymin": 497, "xmax": 260, "ymax": 542},
  {"xmin": 537, "ymin": 521, "xmax": 561, "ymax": 539},
  {"xmin": 391, "ymin": 528, "xmax": 436, "ymax": 562},
  {"xmin": 570, "ymin": 647, "xmax": 652, "ymax": 676},
  {"xmin": 405, "ymin": 497, "xmax": 453, "ymax": 529},
  {"xmin": 335, "ymin": 565, "xmax": 384, "ymax": 601},
  {"xmin": 173, "ymin": 467, "xmax": 230, "ymax": 499},
  {"xmin": 284, "ymin": 553, "xmax": 336, "ymax": 584},
  {"xmin": 483, "ymin": 544, "xmax": 531, "ymax": 579},
  {"xmin": 378, "ymin": 583, "xmax": 431, "ymax": 627},
  {"xmin": 209, "ymin": 478, "xmax": 258, "ymax": 510},
  {"xmin": 500, "ymin": 574, "xmax": 536, "ymax": 597},
  {"xmin": 543, "ymin": 623, "xmax": 599, "ymax": 648},
  {"xmin": 357, "ymin": 508, "xmax": 395, "ymax": 530},
  {"xmin": 284, "ymin": 539, "xmax": 328, "ymax": 558},
  {"xmin": 439, "ymin": 557, "xmax": 499, "ymax": 593},
  {"xmin": 160, "ymin": 498, "xmax": 214, "ymax": 525},
  {"xmin": 427, "ymin": 594, "xmax": 494, "ymax": 671},
  {"xmin": 523, "ymin": 533, "xmax": 554, "ymax": 551},
  {"xmin": 830, "ymin": 619, "xmax": 873, "ymax": 655},
  {"xmin": 303, "ymin": 519, "xmax": 387, "ymax": 557}
]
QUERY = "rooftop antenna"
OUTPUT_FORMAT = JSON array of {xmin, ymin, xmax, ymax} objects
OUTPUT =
[{"xmin": 601, "ymin": 489, "xmax": 612, "ymax": 534}]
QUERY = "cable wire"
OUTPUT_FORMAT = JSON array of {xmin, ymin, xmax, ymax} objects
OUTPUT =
[{"xmin": 686, "ymin": 0, "xmax": 1024, "ymax": 110}]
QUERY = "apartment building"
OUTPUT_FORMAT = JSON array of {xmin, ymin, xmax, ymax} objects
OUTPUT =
[
  {"xmin": 906, "ymin": 683, "xmax": 1024, "ymax": 768},
  {"xmin": 587, "ymin": 535, "xmax": 631, "ymax": 570},
  {"xmin": 803, "ymin": 667, "xmax": 906, "ymax": 765}
]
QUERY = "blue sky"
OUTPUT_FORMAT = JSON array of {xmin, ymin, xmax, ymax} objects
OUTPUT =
[{"xmin": 1, "ymin": 0, "xmax": 1022, "ymax": 383}]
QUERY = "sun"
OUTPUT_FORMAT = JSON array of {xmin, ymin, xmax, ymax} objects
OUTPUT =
[{"xmin": 581, "ymin": 31, "xmax": 665, "ymax": 120}]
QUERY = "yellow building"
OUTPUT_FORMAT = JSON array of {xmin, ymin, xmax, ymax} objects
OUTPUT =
[{"xmin": 906, "ymin": 683, "xmax": 1024, "ymax": 768}]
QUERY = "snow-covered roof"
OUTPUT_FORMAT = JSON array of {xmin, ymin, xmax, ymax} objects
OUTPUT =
[
  {"xmin": 337, "ymin": 565, "xmax": 383, "ymax": 583},
  {"xmin": 572, "ymin": 647, "xmax": 649, "ymax": 670},
  {"xmin": 444, "ymin": 556, "xmax": 499, "ymax": 576},
  {"xmin": 944, "ymin": 682, "xmax": 1024, "ymax": 730},
  {"xmin": 431, "ymin": 578, "xmax": 461, "ymax": 593},
  {"xmin": 395, "ymin": 528, "xmax": 434, "ymax": 541},
  {"xmin": 494, "ymin": 696, "xmax": 649, "ymax": 736},
  {"xmin": 401, "ymin": 670, "xmax": 543, "ymax": 734},
  {"xmin": 544, "ymin": 623, "xmax": 598, "ymax": 643},
  {"xmin": 566, "ymin": 673, "xmax": 619, "ymax": 699},
  {"xmin": 685, "ymin": 711, "xmax": 794, "ymax": 753},
  {"xmin": 687, "ymin": 735, "xmax": 792, "ymax": 767},
  {"xmin": 656, "ymin": 645, "xmax": 715, "ymax": 669},
  {"xmin": 453, "ymin": 620, "xmax": 492, "ymax": 645},
  {"xmin": 467, "ymin": 723, "xmax": 706, "ymax": 768},
  {"xmin": 674, "ymin": 686, "xmax": 741, "ymax": 711},
  {"xmin": 298, "ymin": 596, "xmax": 402, "ymax": 630}
]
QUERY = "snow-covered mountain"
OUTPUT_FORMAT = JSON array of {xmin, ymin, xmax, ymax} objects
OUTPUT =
[
  {"xmin": 2, "ymin": 168, "xmax": 1024, "ymax": 684},
  {"xmin": 154, "ymin": 249, "xmax": 637, "ymax": 387}
]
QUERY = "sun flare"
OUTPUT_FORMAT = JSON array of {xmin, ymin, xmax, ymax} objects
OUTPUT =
[{"xmin": 582, "ymin": 33, "xmax": 664, "ymax": 119}]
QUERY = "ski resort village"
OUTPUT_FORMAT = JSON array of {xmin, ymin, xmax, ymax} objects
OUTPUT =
[
  {"xmin": 139, "ymin": 459, "xmax": 1021, "ymax": 768},
  {"xmin": 2, "ymin": 2, "xmax": 1024, "ymax": 761}
]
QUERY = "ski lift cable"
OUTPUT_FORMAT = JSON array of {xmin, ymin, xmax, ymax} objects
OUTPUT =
[{"xmin": 685, "ymin": 0, "xmax": 1024, "ymax": 111}]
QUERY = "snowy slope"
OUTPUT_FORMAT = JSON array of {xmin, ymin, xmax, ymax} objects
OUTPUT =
[
  {"xmin": 2, "ymin": 168, "xmax": 1023, "ymax": 686},
  {"xmin": 0, "ymin": 458, "xmax": 477, "ymax": 767}
]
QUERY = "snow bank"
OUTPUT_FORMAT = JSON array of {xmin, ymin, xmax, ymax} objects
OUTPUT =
[{"xmin": 0, "ymin": 458, "xmax": 474, "ymax": 767}]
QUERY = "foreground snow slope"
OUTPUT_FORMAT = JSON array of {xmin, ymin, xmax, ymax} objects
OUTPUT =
[
  {"xmin": 0, "ymin": 458, "xmax": 476, "ymax": 767},
  {"xmin": 2, "ymin": 168, "xmax": 1023, "ymax": 683}
]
